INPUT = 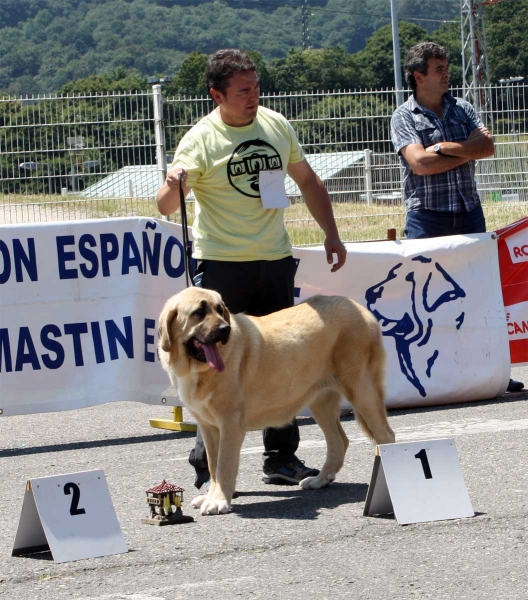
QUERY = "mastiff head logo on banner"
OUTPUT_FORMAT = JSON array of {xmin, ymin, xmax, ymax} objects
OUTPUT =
[{"xmin": 365, "ymin": 255, "xmax": 466, "ymax": 398}]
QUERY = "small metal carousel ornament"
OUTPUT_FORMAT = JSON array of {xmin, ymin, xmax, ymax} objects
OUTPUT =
[{"xmin": 142, "ymin": 480, "xmax": 194, "ymax": 525}]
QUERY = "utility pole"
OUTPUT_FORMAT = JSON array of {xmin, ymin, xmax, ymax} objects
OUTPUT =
[
  {"xmin": 390, "ymin": 0, "xmax": 404, "ymax": 107},
  {"xmin": 460, "ymin": 0, "xmax": 494, "ymax": 122},
  {"xmin": 301, "ymin": 0, "xmax": 309, "ymax": 50}
]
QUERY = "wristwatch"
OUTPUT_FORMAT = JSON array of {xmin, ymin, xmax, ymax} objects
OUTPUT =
[{"xmin": 433, "ymin": 144, "xmax": 443, "ymax": 155}]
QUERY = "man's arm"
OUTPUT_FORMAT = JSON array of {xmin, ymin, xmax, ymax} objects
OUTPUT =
[
  {"xmin": 392, "ymin": 102, "xmax": 494, "ymax": 176},
  {"xmin": 426, "ymin": 126, "xmax": 494, "ymax": 160},
  {"xmin": 402, "ymin": 126, "xmax": 494, "ymax": 176},
  {"xmin": 401, "ymin": 127, "xmax": 495, "ymax": 175},
  {"xmin": 156, "ymin": 167, "xmax": 190, "ymax": 216},
  {"xmin": 287, "ymin": 159, "xmax": 347, "ymax": 272},
  {"xmin": 401, "ymin": 144, "xmax": 470, "ymax": 176}
]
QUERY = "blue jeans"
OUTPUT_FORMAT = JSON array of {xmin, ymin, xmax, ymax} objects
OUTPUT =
[{"xmin": 404, "ymin": 204, "xmax": 486, "ymax": 239}]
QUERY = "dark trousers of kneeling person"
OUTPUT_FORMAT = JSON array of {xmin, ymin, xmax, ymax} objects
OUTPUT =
[{"xmin": 188, "ymin": 256, "xmax": 305, "ymax": 489}]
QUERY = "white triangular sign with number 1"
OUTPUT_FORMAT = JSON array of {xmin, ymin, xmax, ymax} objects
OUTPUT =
[
  {"xmin": 363, "ymin": 438, "xmax": 474, "ymax": 525},
  {"xmin": 12, "ymin": 470, "xmax": 128, "ymax": 563}
]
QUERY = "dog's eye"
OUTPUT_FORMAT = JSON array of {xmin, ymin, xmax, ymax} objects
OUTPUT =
[{"xmin": 192, "ymin": 307, "xmax": 206, "ymax": 318}]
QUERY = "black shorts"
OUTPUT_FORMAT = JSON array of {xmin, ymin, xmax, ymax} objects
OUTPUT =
[{"xmin": 194, "ymin": 256, "xmax": 297, "ymax": 317}]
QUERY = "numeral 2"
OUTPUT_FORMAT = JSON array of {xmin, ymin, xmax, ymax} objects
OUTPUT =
[
  {"xmin": 64, "ymin": 482, "xmax": 86, "ymax": 515},
  {"xmin": 414, "ymin": 449, "xmax": 433, "ymax": 479}
]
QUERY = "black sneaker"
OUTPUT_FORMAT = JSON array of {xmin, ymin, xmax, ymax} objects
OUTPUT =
[
  {"xmin": 262, "ymin": 458, "xmax": 319, "ymax": 485},
  {"xmin": 507, "ymin": 378, "xmax": 525, "ymax": 392}
]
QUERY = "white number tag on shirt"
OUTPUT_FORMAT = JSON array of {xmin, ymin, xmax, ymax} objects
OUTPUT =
[{"xmin": 259, "ymin": 170, "xmax": 290, "ymax": 209}]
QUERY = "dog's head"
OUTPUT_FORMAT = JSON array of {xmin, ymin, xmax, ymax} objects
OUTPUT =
[{"xmin": 158, "ymin": 287, "xmax": 231, "ymax": 377}]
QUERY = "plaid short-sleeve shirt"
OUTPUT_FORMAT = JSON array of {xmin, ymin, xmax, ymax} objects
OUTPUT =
[{"xmin": 391, "ymin": 93, "xmax": 483, "ymax": 213}]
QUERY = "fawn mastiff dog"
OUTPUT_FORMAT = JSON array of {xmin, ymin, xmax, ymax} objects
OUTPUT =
[{"xmin": 158, "ymin": 287, "xmax": 395, "ymax": 516}]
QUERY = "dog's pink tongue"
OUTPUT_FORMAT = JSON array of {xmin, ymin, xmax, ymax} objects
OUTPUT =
[{"xmin": 203, "ymin": 343, "xmax": 225, "ymax": 373}]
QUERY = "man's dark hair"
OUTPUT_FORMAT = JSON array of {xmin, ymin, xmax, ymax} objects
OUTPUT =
[
  {"xmin": 205, "ymin": 49, "xmax": 257, "ymax": 97},
  {"xmin": 404, "ymin": 42, "xmax": 450, "ymax": 92}
]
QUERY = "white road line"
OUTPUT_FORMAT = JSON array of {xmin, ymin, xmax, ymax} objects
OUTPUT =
[
  {"xmin": 80, "ymin": 577, "xmax": 257, "ymax": 600},
  {"xmin": 299, "ymin": 418, "xmax": 528, "ymax": 449},
  {"xmin": 151, "ymin": 417, "xmax": 528, "ymax": 464}
]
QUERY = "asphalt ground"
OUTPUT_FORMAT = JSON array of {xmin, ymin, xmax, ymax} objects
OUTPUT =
[{"xmin": 1, "ymin": 365, "xmax": 527, "ymax": 600}]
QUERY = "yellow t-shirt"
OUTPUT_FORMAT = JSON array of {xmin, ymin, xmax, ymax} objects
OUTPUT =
[{"xmin": 171, "ymin": 105, "xmax": 305, "ymax": 261}]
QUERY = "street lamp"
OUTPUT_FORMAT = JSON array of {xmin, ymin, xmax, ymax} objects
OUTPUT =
[
  {"xmin": 82, "ymin": 160, "xmax": 100, "ymax": 170},
  {"xmin": 67, "ymin": 136, "xmax": 86, "ymax": 192},
  {"xmin": 69, "ymin": 159, "xmax": 100, "ymax": 193},
  {"xmin": 19, "ymin": 161, "xmax": 53, "ymax": 195}
]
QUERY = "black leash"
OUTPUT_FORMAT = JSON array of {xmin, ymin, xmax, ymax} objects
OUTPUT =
[{"xmin": 179, "ymin": 175, "xmax": 195, "ymax": 288}]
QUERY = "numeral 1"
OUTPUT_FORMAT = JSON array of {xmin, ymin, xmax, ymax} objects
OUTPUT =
[{"xmin": 414, "ymin": 449, "xmax": 433, "ymax": 479}]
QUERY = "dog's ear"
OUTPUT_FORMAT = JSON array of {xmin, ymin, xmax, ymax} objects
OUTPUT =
[
  {"xmin": 423, "ymin": 262, "xmax": 466, "ymax": 312},
  {"xmin": 158, "ymin": 305, "xmax": 178, "ymax": 353},
  {"xmin": 221, "ymin": 301, "xmax": 231, "ymax": 326}
]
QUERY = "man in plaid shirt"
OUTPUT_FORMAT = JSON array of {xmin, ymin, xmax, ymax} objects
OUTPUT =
[
  {"xmin": 391, "ymin": 41, "xmax": 524, "ymax": 392},
  {"xmin": 391, "ymin": 42, "xmax": 494, "ymax": 237}
]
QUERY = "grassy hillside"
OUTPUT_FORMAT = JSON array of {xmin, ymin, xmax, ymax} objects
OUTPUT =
[{"xmin": 0, "ymin": 0, "xmax": 459, "ymax": 95}]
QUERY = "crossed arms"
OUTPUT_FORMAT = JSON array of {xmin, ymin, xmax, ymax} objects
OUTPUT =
[{"xmin": 401, "ymin": 126, "xmax": 495, "ymax": 176}]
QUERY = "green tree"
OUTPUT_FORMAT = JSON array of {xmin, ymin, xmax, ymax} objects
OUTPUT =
[
  {"xmin": 355, "ymin": 22, "xmax": 428, "ymax": 89},
  {"xmin": 247, "ymin": 50, "xmax": 275, "ymax": 94},
  {"xmin": 314, "ymin": 0, "xmax": 383, "ymax": 54},
  {"xmin": 270, "ymin": 47, "xmax": 361, "ymax": 92},
  {"xmin": 271, "ymin": 49, "xmax": 312, "ymax": 92},
  {"xmin": 59, "ymin": 68, "xmax": 147, "ymax": 94},
  {"xmin": 168, "ymin": 51, "xmax": 208, "ymax": 96},
  {"xmin": 431, "ymin": 21, "xmax": 463, "ymax": 87},
  {"xmin": 3, "ymin": 0, "xmax": 522, "ymax": 97},
  {"xmin": 486, "ymin": 0, "xmax": 528, "ymax": 82}
]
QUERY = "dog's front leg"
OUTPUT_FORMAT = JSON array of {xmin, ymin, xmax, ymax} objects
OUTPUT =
[
  {"xmin": 200, "ymin": 422, "xmax": 245, "ymax": 516},
  {"xmin": 190, "ymin": 423, "xmax": 220, "ymax": 510}
]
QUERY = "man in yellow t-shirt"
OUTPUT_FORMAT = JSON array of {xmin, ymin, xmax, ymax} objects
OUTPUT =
[{"xmin": 157, "ymin": 48, "xmax": 347, "ymax": 489}]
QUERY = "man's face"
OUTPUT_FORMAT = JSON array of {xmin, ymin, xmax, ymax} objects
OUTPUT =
[
  {"xmin": 212, "ymin": 70, "xmax": 260, "ymax": 127},
  {"xmin": 415, "ymin": 57, "xmax": 450, "ymax": 96}
]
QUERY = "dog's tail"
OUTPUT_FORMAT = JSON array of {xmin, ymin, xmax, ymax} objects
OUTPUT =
[
  {"xmin": 370, "ymin": 322, "xmax": 387, "ymax": 411},
  {"xmin": 353, "ymin": 320, "xmax": 391, "ymax": 444}
]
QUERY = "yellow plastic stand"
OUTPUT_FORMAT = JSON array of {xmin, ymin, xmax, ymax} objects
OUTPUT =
[{"xmin": 149, "ymin": 407, "xmax": 197, "ymax": 432}]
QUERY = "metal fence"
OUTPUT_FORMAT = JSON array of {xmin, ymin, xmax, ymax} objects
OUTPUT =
[{"xmin": 1, "ymin": 83, "xmax": 527, "ymax": 244}]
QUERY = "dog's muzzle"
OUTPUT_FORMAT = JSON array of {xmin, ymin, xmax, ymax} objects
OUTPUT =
[
  {"xmin": 186, "ymin": 323, "xmax": 231, "ymax": 373},
  {"xmin": 217, "ymin": 323, "xmax": 231, "ymax": 345}
]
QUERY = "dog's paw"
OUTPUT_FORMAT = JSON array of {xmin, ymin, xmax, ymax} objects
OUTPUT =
[
  {"xmin": 200, "ymin": 497, "xmax": 231, "ymax": 515},
  {"xmin": 299, "ymin": 473, "xmax": 336, "ymax": 489},
  {"xmin": 190, "ymin": 494, "xmax": 207, "ymax": 509}
]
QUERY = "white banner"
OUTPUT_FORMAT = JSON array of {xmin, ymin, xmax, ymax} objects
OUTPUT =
[
  {"xmin": 0, "ymin": 218, "xmax": 183, "ymax": 416},
  {"xmin": 0, "ymin": 219, "xmax": 510, "ymax": 416},
  {"xmin": 294, "ymin": 233, "xmax": 510, "ymax": 408}
]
